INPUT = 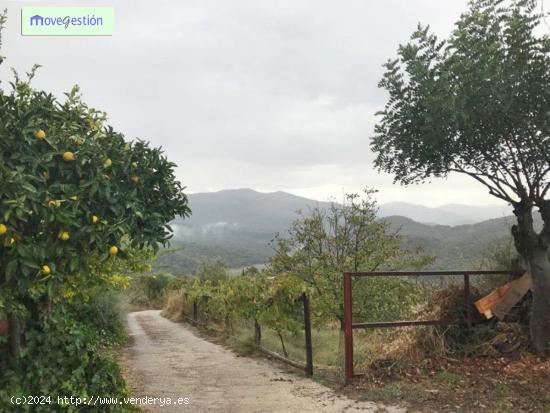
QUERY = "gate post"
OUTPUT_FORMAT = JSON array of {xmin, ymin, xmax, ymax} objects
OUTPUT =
[
  {"xmin": 464, "ymin": 273, "xmax": 473, "ymax": 326},
  {"xmin": 343, "ymin": 272, "xmax": 353, "ymax": 384},
  {"xmin": 302, "ymin": 293, "xmax": 313, "ymax": 377}
]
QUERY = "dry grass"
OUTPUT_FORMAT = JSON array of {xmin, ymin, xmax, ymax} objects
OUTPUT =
[{"xmin": 161, "ymin": 289, "xmax": 189, "ymax": 321}]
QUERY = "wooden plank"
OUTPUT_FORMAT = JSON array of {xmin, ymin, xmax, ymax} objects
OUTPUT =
[
  {"xmin": 474, "ymin": 272, "xmax": 532, "ymax": 319},
  {"xmin": 475, "ymin": 282, "xmax": 513, "ymax": 319},
  {"xmin": 492, "ymin": 272, "xmax": 532, "ymax": 320}
]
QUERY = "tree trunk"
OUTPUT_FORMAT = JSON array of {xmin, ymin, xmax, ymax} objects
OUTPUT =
[
  {"xmin": 254, "ymin": 319, "xmax": 261, "ymax": 346},
  {"xmin": 276, "ymin": 330, "xmax": 288, "ymax": 357},
  {"xmin": 527, "ymin": 248, "xmax": 550, "ymax": 354},
  {"xmin": 8, "ymin": 313, "xmax": 21, "ymax": 360},
  {"xmin": 512, "ymin": 200, "xmax": 550, "ymax": 354}
]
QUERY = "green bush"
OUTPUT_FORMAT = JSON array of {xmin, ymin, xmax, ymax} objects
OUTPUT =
[
  {"xmin": 352, "ymin": 277, "xmax": 427, "ymax": 324},
  {"xmin": 70, "ymin": 290, "xmax": 126, "ymax": 346},
  {"xmin": 128, "ymin": 273, "xmax": 174, "ymax": 307},
  {"xmin": 0, "ymin": 304, "xmax": 135, "ymax": 412}
]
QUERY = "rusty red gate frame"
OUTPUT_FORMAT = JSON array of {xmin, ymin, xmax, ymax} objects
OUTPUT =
[{"xmin": 343, "ymin": 270, "xmax": 517, "ymax": 384}]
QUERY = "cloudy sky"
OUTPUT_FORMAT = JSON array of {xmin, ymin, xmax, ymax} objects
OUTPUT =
[{"xmin": 1, "ymin": 0, "xmax": 511, "ymax": 207}]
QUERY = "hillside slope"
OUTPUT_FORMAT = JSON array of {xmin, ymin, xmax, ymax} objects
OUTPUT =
[{"xmin": 157, "ymin": 189, "xmax": 525, "ymax": 274}]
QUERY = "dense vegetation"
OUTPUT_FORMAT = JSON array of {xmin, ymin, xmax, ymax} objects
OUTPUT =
[
  {"xmin": 269, "ymin": 189, "xmax": 432, "ymax": 327},
  {"xmin": 151, "ymin": 191, "xmax": 432, "ymax": 360},
  {"xmin": 157, "ymin": 268, "xmax": 427, "ymax": 358},
  {"xmin": 155, "ymin": 240, "xmax": 271, "ymax": 275},
  {"xmin": 1, "ymin": 293, "xmax": 132, "ymax": 412},
  {"xmin": 0, "ymin": 10, "xmax": 190, "ymax": 410}
]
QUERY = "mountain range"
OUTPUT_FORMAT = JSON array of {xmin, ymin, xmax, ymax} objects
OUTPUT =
[
  {"xmin": 155, "ymin": 189, "xmax": 525, "ymax": 274},
  {"xmin": 378, "ymin": 201, "xmax": 511, "ymax": 226}
]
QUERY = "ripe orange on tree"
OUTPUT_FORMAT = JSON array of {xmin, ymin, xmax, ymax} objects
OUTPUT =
[
  {"xmin": 58, "ymin": 231, "xmax": 70, "ymax": 241},
  {"xmin": 62, "ymin": 151, "xmax": 75, "ymax": 161},
  {"xmin": 34, "ymin": 129, "xmax": 46, "ymax": 140}
]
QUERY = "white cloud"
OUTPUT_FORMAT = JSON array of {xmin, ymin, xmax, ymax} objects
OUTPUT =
[{"xmin": 0, "ymin": 0, "xmax": 505, "ymax": 207}]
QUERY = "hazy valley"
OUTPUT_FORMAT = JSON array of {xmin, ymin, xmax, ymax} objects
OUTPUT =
[{"xmin": 155, "ymin": 189, "xmax": 525, "ymax": 274}]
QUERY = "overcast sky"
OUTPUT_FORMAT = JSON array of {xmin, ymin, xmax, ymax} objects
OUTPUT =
[{"xmin": 1, "ymin": 0, "xmax": 511, "ymax": 207}]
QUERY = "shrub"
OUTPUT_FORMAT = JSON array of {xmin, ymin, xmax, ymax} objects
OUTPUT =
[
  {"xmin": 351, "ymin": 277, "xmax": 427, "ymax": 324},
  {"xmin": 128, "ymin": 273, "xmax": 174, "ymax": 308},
  {"xmin": 0, "ymin": 304, "xmax": 135, "ymax": 412},
  {"xmin": 161, "ymin": 289, "xmax": 189, "ymax": 321},
  {"xmin": 70, "ymin": 289, "xmax": 126, "ymax": 346}
]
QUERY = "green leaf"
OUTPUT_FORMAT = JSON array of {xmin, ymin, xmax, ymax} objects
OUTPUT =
[{"xmin": 5, "ymin": 260, "xmax": 18, "ymax": 279}]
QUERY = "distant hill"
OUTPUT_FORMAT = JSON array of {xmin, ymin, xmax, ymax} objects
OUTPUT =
[
  {"xmin": 158, "ymin": 189, "xmax": 333, "ymax": 273},
  {"xmin": 174, "ymin": 188, "xmax": 332, "ymax": 233},
  {"xmin": 156, "ymin": 189, "xmax": 525, "ymax": 274},
  {"xmin": 384, "ymin": 215, "xmax": 519, "ymax": 270},
  {"xmin": 378, "ymin": 202, "xmax": 511, "ymax": 226}
]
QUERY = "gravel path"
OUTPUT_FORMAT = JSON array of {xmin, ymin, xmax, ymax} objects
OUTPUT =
[{"xmin": 123, "ymin": 310, "xmax": 406, "ymax": 413}]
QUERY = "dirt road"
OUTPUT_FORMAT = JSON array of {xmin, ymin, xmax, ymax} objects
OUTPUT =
[{"xmin": 123, "ymin": 310, "xmax": 405, "ymax": 413}]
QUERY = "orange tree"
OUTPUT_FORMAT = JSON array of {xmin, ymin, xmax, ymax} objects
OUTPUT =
[{"xmin": 0, "ymin": 68, "xmax": 190, "ymax": 356}]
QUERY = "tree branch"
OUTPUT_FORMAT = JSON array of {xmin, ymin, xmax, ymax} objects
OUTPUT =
[{"xmin": 450, "ymin": 164, "xmax": 517, "ymax": 203}]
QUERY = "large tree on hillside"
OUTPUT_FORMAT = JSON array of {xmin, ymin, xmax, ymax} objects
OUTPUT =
[{"xmin": 371, "ymin": 0, "xmax": 550, "ymax": 352}]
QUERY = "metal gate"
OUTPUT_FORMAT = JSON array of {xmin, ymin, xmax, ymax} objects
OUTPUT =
[{"xmin": 342, "ymin": 270, "xmax": 516, "ymax": 384}]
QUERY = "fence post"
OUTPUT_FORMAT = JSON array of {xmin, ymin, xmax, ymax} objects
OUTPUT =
[
  {"xmin": 184, "ymin": 292, "xmax": 189, "ymax": 318},
  {"xmin": 343, "ymin": 272, "xmax": 353, "ymax": 384},
  {"xmin": 302, "ymin": 293, "xmax": 313, "ymax": 377},
  {"xmin": 254, "ymin": 319, "xmax": 262, "ymax": 346},
  {"xmin": 464, "ymin": 273, "xmax": 473, "ymax": 326},
  {"xmin": 193, "ymin": 301, "xmax": 198, "ymax": 324}
]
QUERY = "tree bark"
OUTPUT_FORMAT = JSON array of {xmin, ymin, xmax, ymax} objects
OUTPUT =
[
  {"xmin": 512, "ymin": 201, "xmax": 550, "ymax": 354},
  {"xmin": 527, "ymin": 249, "xmax": 550, "ymax": 354},
  {"xmin": 8, "ymin": 313, "xmax": 21, "ymax": 360}
]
